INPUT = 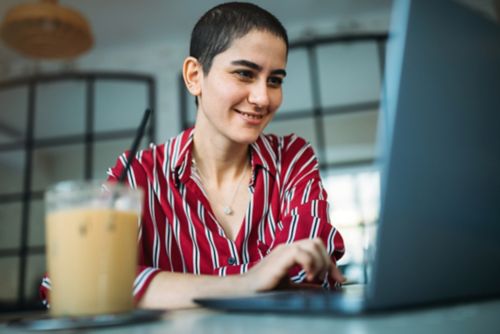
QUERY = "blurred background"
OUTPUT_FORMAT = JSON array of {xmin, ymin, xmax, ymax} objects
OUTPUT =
[{"xmin": 0, "ymin": 0, "xmax": 498, "ymax": 311}]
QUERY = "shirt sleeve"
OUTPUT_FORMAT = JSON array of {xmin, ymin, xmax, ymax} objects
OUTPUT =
[
  {"xmin": 106, "ymin": 151, "xmax": 162, "ymax": 303},
  {"xmin": 267, "ymin": 136, "xmax": 345, "ymax": 287},
  {"xmin": 39, "ymin": 276, "xmax": 51, "ymax": 308}
]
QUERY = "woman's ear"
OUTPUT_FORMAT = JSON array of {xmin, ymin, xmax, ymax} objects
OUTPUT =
[{"xmin": 183, "ymin": 56, "xmax": 202, "ymax": 97}]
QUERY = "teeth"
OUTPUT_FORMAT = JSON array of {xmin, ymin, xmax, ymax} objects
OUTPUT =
[{"xmin": 240, "ymin": 111, "xmax": 263, "ymax": 120}]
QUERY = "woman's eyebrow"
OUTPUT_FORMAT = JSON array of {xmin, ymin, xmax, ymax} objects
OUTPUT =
[{"xmin": 230, "ymin": 59, "xmax": 287, "ymax": 77}]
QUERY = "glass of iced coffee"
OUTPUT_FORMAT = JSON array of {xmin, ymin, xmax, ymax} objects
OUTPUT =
[{"xmin": 45, "ymin": 180, "xmax": 143, "ymax": 317}]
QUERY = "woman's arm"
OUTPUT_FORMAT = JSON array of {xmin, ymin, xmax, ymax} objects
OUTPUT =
[
  {"xmin": 139, "ymin": 238, "xmax": 345, "ymax": 309},
  {"xmin": 261, "ymin": 135, "xmax": 345, "ymax": 286}
]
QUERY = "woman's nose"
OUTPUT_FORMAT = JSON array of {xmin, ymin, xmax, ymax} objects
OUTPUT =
[{"xmin": 247, "ymin": 81, "xmax": 270, "ymax": 109}]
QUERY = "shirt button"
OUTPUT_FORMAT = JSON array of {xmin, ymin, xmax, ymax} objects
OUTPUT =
[{"xmin": 228, "ymin": 257, "xmax": 236, "ymax": 265}]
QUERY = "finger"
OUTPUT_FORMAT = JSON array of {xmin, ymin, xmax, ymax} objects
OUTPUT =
[
  {"xmin": 298, "ymin": 238, "xmax": 331, "ymax": 280},
  {"xmin": 292, "ymin": 245, "xmax": 320, "ymax": 281},
  {"xmin": 311, "ymin": 238, "xmax": 332, "ymax": 276},
  {"xmin": 295, "ymin": 241, "xmax": 326, "ymax": 281},
  {"xmin": 330, "ymin": 263, "xmax": 346, "ymax": 283}
]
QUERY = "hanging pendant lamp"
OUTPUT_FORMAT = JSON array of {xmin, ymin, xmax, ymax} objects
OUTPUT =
[{"xmin": 0, "ymin": 0, "xmax": 93, "ymax": 59}]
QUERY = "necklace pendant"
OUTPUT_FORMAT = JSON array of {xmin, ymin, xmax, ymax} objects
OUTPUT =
[{"xmin": 223, "ymin": 206, "xmax": 233, "ymax": 215}]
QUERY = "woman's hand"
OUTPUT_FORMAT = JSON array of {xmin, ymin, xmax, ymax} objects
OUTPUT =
[
  {"xmin": 240, "ymin": 238, "xmax": 346, "ymax": 292},
  {"xmin": 139, "ymin": 238, "xmax": 345, "ymax": 309}
]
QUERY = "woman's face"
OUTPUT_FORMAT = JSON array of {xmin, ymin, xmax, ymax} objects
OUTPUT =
[{"xmin": 196, "ymin": 29, "xmax": 287, "ymax": 145}]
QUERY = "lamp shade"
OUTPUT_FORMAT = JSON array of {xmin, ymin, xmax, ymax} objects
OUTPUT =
[{"xmin": 0, "ymin": 0, "xmax": 93, "ymax": 59}]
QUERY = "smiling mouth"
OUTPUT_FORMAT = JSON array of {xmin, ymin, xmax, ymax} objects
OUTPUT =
[{"xmin": 236, "ymin": 110, "xmax": 264, "ymax": 120}]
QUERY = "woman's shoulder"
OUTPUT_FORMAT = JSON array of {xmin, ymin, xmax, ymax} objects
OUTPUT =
[
  {"xmin": 255, "ymin": 133, "xmax": 319, "ymax": 182},
  {"xmin": 128, "ymin": 128, "xmax": 194, "ymax": 171},
  {"xmin": 257, "ymin": 132, "xmax": 312, "ymax": 154}
]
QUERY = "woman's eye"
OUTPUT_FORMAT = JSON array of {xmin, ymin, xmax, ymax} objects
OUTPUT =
[
  {"xmin": 235, "ymin": 70, "xmax": 254, "ymax": 79},
  {"xmin": 268, "ymin": 76, "xmax": 283, "ymax": 87}
]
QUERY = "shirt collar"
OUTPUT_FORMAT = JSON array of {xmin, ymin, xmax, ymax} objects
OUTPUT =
[
  {"xmin": 172, "ymin": 128, "xmax": 277, "ymax": 186},
  {"xmin": 250, "ymin": 134, "xmax": 277, "ymax": 177},
  {"xmin": 172, "ymin": 128, "xmax": 195, "ymax": 186}
]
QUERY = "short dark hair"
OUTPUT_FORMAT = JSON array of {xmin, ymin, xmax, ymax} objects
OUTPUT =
[{"xmin": 190, "ymin": 2, "xmax": 289, "ymax": 75}]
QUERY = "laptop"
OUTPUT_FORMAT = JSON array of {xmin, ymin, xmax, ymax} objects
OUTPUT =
[{"xmin": 194, "ymin": 0, "xmax": 500, "ymax": 314}]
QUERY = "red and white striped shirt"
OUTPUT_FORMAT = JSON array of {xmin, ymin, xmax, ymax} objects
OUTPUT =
[{"xmin": 40, "ymin": 128, "xmax": 344, "ymax": 303}]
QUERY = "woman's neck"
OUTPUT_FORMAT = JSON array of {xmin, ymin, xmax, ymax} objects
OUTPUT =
[{"xmin": 192, "ymin": 129, "xmax": 250, "ymax": 186}]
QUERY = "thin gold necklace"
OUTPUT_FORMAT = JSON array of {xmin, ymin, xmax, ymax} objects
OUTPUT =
[{"xmin": 192, "ymin": 158, "xmax": 249, "ymax": 215}]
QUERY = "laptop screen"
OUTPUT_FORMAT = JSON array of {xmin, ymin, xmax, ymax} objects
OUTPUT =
[{"xmin": 370, "ymin": 0, "xmax": 500, "ymax": 308}]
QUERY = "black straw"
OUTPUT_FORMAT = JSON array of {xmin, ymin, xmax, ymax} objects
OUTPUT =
[{"xmin": 118, "ymin": 108, "xmax": 152, "ymax": 183}]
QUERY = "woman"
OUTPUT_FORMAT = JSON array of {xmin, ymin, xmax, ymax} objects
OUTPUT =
[{"xmin": 42, "ymin": 2, "xmax": 345, "ymax": 309}]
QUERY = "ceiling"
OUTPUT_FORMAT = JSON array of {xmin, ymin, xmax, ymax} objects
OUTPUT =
[
  {"xmin": 0, "ymin": 0, "xmax": 497, "ymax": 67},
  {"xmin": 0, "ymin": 0, "xmax": 394, "ymax": 64}
]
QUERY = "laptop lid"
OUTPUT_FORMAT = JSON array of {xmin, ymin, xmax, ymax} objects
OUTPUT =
[{"xmin": 368, "ymin": 0, "xmax": 500, "ymax": 309}]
